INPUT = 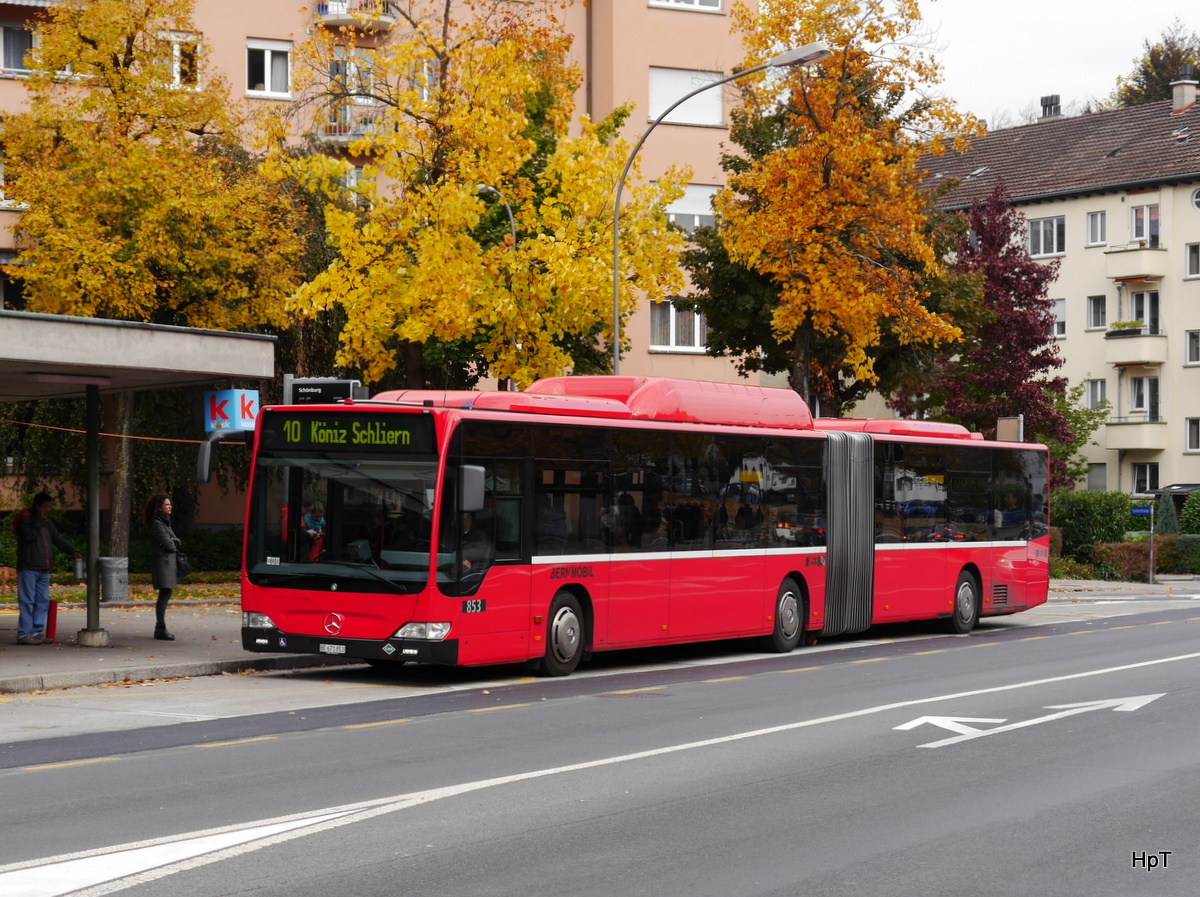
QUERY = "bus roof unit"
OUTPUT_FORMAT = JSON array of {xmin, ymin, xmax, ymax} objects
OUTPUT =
[
  {"xmin": 813, "ymin": 418, "xmax": 980, "ymax": 440},
  {"xmin": 529, "ymin": 376, "xmax": 815, "ymax": 430}
]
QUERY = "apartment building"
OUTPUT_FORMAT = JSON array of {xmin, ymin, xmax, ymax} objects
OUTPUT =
[
  {"xmin": 0, "ymin": 0, "xmax": 756, "ymax": 384},
  {"xmin": 929, "ymin": 83, "xmax": 1200, "ymax": 495}
]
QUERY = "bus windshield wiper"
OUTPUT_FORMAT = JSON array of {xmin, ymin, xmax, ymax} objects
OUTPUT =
[{"xmin": 334, "ymin": 560, "xmax": 409, "ymax": 594}]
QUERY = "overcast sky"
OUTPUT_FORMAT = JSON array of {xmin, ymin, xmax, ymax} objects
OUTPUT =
[{"xmin": 927, "ymin": 0, "xmax": 1192, "ymax": 125}]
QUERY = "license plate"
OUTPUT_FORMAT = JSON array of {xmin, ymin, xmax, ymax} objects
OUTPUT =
[{"xmin": 319, "ymin": 643, "xmax": 346, "ymax": 655}]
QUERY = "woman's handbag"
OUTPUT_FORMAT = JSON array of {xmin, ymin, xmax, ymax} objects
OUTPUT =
[{"xmin": 175, "ymin": 551, "xmax": 192, "ymax": 577}]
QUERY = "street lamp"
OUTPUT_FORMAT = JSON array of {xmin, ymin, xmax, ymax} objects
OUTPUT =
[
  {"xmin": 478, "ymin": 183, "xmax": 517, "ymax": 248},
  {"xmin": 610, "ymin": 41, "xmax": 831, "ymax": 375},
  {"xmin": 478, "ymin": 184, "xmax": 519, "ymax": 391}
]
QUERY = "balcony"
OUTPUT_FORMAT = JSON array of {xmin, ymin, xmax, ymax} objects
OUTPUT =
[
  {"xmin": 315, "ymin": 1, "xmax": 398, "ymax": 31},
  {"xmin": 1106, "ymin": 417, "xmax": 1168, "ymax": 451},
  {"xmin": 1104, "ymin": 326, "xmax": 1168, "ymax": 366},
  {"xmin": 318, "ymin": 118, "xmax": 379, "ymax": 146},
  {"xmin": 1104, "ymin": 242, "xmax": 1168, "ymax": 280}
]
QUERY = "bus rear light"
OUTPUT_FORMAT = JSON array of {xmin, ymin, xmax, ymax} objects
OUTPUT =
[
  {"xmin": 243, "ymin": 612, "xmax": 278, "ymax": 629},
  {"xmin": 395, "ymin": 622, "xmax": 451, "ymax": 640}
]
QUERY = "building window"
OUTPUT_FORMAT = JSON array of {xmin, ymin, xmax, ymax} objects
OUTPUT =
[
  {"xmin": 1192, "ymin": 188, "xmax": 1200, "ymax": 210},
  {"xmin": 1086, "ymin": 379, "xmax": 1107, "ymax": 410},
  {"xmin": 1131, "ymin": 203, "xmax": 1159, "ymax": 246},
  {"xmin": 247, "ymin": 39, "xmax": 291, "ymax": 98},
  {"xmin": 1086, "ymin": 463, "xmax": 1106, "ymax": 491},
  {"xmin": 1, "ymin": 23, "xmax": 33, "ymax": 73},
  {"xmin": 1028, "ymin": 215, "xmax": 1065, "ymax": 256},
  {"xmin": 162, "ymin": 31, "xmax": 199, "ymax": 88},
  {"xmin": 648, "ymin": 67, "xmax": 723, "ymax": 126},
  {"xmin": 649, "ymin": 0, "xmax": 721, "ymax": 8},
  {"xmin": 1130, "ymin": 376, "xmax": 1159, "ymax": 420},
  {"xmin": 1050, "ymin": 298, "xmax": 1066, "ymax": 338},
  {"xmin": 1132, "ymin": 462, "xmax": 1159, "ymax": 494},
  {"xmin": 1086, "ymin": 210, "xmax": 1106, "ymax": 246},
  {"xmin": 650, "ymin": 299, "xmax": 708, "ymax": 352},
  {"xmin": 1188, "ymin": 330, "xmax": 1200, "ymax": 364},
  {"xmin": 1131, "ymin": 290, "xmax": 1160, "ymax": 334},
  {"xmin": 1188, "ymin": 419, "xmax": 1200, "ymax": 452},
  {"xmin": 1086, "ymin": 295, "xmax": 1106, "ymax": 329},
  {"xmin": 665, "ymin": 184, "xmax": 718, "ymax": 234},
  {"xmin": 1188, "ymin": 243, "xmax": 1200, "ymax": 278}
]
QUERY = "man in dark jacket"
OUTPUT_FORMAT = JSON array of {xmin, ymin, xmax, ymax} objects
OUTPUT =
[{"xmin": 16, "ymin": 492, "xmax": 80, "ymax": 645}]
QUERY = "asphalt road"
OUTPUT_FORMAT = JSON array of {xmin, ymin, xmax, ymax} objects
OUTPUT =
[{"xmin": 2, "ymin": 595, "xmax": 1198, "ymax": 897}]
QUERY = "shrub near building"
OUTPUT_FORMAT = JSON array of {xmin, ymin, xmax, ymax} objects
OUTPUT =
[{"xmin": 1051, "ymin": 489, "xmax": 1131, "ymax": 563}]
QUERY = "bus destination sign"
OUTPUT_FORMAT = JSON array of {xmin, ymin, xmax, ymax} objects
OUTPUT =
[{"xmin": 260, "ymin": 411, "xmax": 435, "ymax": 453}]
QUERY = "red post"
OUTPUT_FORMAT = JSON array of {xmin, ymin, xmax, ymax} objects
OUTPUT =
[{"xmin": 46, "ymin": 599, "xmax": 57, "ymax": 643}]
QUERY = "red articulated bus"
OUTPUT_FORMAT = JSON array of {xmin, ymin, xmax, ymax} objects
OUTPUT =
[{"xmin": 239, "ymin": 376, "xmax": 1049, "ymax": 675}]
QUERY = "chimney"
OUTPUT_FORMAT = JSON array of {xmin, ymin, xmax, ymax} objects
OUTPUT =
[
  {"xmin": 1172, "ymin": 64, "xmax": 1198, "ymax": 112},
  {"xmin": 1039, "ymin": 94, "xmax": 1062, "ymax": 121}
]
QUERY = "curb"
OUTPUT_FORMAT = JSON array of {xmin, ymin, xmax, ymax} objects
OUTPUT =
[{"xmin": 0, "ymin": 654, "xmax": 355, "ymax": 695}]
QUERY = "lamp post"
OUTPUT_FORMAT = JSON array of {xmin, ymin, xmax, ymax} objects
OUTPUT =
[
  {"xmin": 610, "ymin": 41, "xmax": 831, "ymax": 375},
  {"xmin": 478, "ymin": 184, "xmax": 519, "ymax": 390},
  {"xmin": 478, "ymin": 184, "xmax": 517, "ymax": 248}
]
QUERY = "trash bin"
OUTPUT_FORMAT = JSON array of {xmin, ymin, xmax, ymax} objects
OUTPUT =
[{"xmin": 98, "ymin": 556, "xmax": 129, "ymax": 602}]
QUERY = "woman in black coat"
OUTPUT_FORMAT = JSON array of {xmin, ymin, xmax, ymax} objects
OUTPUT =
[{"xmin": 144, "ymin": 493, "xmax": 180, "ymax": 641}]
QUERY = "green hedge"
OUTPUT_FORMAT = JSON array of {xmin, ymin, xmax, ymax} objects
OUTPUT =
[
  {"xmin": 1, "ymin": 520, "xmax": 242, "ymax": 574},
  {"xmin": 1092, "ymin": 534, "xmax": 1200, "ymax": 581},
  {"xmin": 1051, "ymin": 490, "xmax": 1132, "ymax": 562}
]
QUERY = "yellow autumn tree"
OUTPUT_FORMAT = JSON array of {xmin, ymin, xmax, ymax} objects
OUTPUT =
[
  {"xmin": 0, "ymin": 0, "xmax": 306, "ymax": 555},
  {"xmin": 715, "ymin": 0, "xmax": 982, "ymax": 405},
  {"xmin": 263, "ymin": 0, "xmax": 686, "ymax": 388},
  {"xmin": 2, "ymin": 0, "xmax": 304, "ymax": 329}
]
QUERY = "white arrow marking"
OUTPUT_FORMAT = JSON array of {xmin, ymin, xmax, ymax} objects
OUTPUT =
[
  {"xmin": 902, "ymin": 694, "xmax": 1166, "ymax": 748},
  {"xmin": 893, "ymin": 716, "xmax": 1007, "ymax": 737}
]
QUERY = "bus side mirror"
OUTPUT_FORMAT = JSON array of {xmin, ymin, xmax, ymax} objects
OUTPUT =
[
  {"xmin": 460, "ymin": 465, "xmax": 486, "ymax": 512},
  {"xmin": 197, "ymin": 431, "xmax": 248, "ymax": 484}
]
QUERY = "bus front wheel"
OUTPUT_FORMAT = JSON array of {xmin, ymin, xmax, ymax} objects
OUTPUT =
[
  {"xmin": 947, "ymin": 570, "xmax": 980, "ymax": 634},
  {"xmin": 541, "ymin": 592, "xmax": 585, "ymax": 676},
  {"xmin": 761, "ymin": 577, "xmax": 804, "ymax": 653}
]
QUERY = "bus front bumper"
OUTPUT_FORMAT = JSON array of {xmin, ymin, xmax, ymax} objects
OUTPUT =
[{"xmin": 241, "ymin": 628, "xmax": 459, "ymax": 665}]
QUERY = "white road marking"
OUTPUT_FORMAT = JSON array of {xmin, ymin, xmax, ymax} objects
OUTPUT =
[{"xmin": 5, "ymin": 652, "xmax": 1197, "ymax": 895}]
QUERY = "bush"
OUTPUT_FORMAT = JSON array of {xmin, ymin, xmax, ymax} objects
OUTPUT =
[
  {"xmin": 1093, "ymin": 541, "xmax": 1151, "ymax": 582},
  {"xmin": 1051, "ymin": 490, "xmax": 1132, "ymax": 562},
  {"xmin": 1049, "ymin": 526, "xmax": 1063, "ymax": 558},
  {"xmin": 127, "ymin": 526, "xmax": 242, "ymax": 573},
  {"xmin": 1181, "ymin": 492, "xmax": 1200, "ymax": 534},
  {"xmin": 1049, "ymin": 556, "xmax": 1102, "ymax": 579},
  {"xmin": 1154, "ymin": 533, "xmax": 1200, "ymax": 574}
]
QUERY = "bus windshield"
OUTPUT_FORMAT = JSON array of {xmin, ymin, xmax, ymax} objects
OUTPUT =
[{"xmin": 246, "ymin": 453, "xmax": 445, "ymax": 594}]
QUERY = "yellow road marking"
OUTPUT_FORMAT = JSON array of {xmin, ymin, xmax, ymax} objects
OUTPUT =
[
  {"xmin": 704, "ymin": 676, "xmax": 748, "ymax": 683},
  {"xmin": 195, "ymin": 736, "xmax": 277, "ymax": 748},
  {"xmin": 23, "ymin": 757, "xmax": 117, "ymax": 772},
  {"xmin": 344, "ymin": 718, "xmax": 412, "ymax": 729},
  {"xmin": 852, "ymin": 657, "xmax": 888, "ymax": 664},
  {"xmin": 612, "ymin": 686, "xmax": 666, "ymax": 694},
  {"xmin": 781, "ymin": 666, "xmax": 822, "ymax": 673},
  {"xmin": 468, "ymin": 703, "xmax": 529, "ymax": 713},
  {"xmin": 913, "ymin": 650, "xmax": 946, "ymax": 656}
]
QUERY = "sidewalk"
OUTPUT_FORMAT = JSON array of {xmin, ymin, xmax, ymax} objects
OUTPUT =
[
  {"xmin": 1, "ymin": 578, "xmax": 1196, "ymax": 695},
  {"xmin": 0, "ymin": 599, "xmax": 342, "ymax": 694}
]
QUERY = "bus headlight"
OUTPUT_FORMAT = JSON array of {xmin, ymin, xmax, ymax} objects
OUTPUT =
[
  {"xmin": 394, "ymin": 622, "xmax": 451, "ymax": 640},
  {"xmin": 243, "ymin": 612, "xmax": 278, "ymax": 629}
]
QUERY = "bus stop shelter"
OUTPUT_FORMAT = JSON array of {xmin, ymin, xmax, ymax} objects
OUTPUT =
[{"xmin": 0, "ymin": 309, "xmax": 275, "ymax": 645}]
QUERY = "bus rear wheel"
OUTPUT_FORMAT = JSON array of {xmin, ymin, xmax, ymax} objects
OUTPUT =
[
  {"xmin": 540, "ymin": 592, "xmax": 585, "ymax": 676},
  {"xmin": 761, "ymin": 577, "xmax": 804, "ymax": 653},
  {"xmin": 947, "ymin": 570, "xmax": 980, "ymax": 634}
]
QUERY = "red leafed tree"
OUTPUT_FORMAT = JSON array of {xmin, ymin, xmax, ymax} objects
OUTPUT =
[{"xmin": 892, "ymin": 182, "xmax": 1075, "ymax": 488}]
